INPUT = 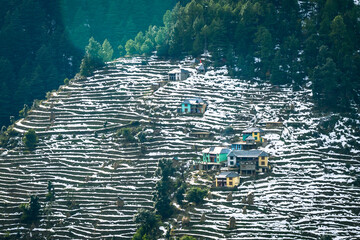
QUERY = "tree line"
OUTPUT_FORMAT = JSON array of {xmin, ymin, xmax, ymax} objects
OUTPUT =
[
  {"xmin": 124, "ymin": 0, "xmax": 360, "ymax": 112},
  {"xmin": 0, "ymin": 0, "xmax": 176, "ymax": 127}
]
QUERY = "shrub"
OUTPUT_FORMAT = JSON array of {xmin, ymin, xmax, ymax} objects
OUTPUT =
[
  {"xmin": 64, "ymin": 78, "xmax": 70, "ymax": 85},
  {"xmin": 186, "ymin": 187, "xmax": 208, "ymax": 205},
  {"xmin": 121, "ymin": 128, "xmax": 136, "ymax": 143},
  {"xmin": 223, "ymin": 126, "xmax": 234, "ymax": 135},
  {"xmin": 132, "ymin": 209, "xmax": 161, "ymax": 240},
  {"xmin": 23, "ymin": 129, "xmax": 38, "ymax": 150},
  {"xmin": 45, "ymin": 181, "xmax": 55, "ymax": 201},
  {"xmin": 19, "ymin": 195, "xmax": 40, "ymax": 224},
  {"xmin": 19, "ymin": 104, "xmax": 29, "ymax": 118},
  {"xmin": 175, "ymin": 185, "xmax": 186, "ymax": 205},
  {"xmin": 180, "ymin": 236, "xmax": 196, "ymax": 240}
]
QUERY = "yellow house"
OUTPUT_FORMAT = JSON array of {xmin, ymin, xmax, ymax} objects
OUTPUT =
[
  {"xmin": 242, "ymin": 127, "xmax": 265, "ymax": 143},
  {"xmin": 215, "ymin": 172, "xmax": 240, "ymax": 187},
  {"xmin": 257, "ymin": 151, "xmax": 269, "ymax": 171},
  {"xmin": 227, "ymin": 149, "xmax": 270, "ymax": 175}
]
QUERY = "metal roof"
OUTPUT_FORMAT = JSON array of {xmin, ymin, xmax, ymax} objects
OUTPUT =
[
  {"xmin": 202, "ymin": 147, "xmax": 230, "ymax": 155},
  {"xmin": 183, "ymin": 97, "xmax": 206, "ymax": 105},
  {"xmin": 216, "ymin": 172, "xmax": 239, "ymax": 178},
  {"xmin": 228, "ymin": 149, "xmax": 269, "ymax": 158},
  {"xmin": 242, "ymin": 127, "xmax": 264, "ymax": 134}
]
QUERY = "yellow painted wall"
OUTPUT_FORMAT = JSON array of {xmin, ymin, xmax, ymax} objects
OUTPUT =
[
  {"xmin": 258, "ymin": 156, "xmax": 268, "ymax": 168},
  {"xmin": 252, "ymin": 132, "xmax": 263, "ymax": 142},
  {"xmin": 226, "ymin": 176, "xmax": 240, "ymax": 187}
]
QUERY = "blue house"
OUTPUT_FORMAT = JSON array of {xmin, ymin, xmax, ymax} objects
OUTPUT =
[{"xmin": 181, "ymin": 97, "xmax": 207, "ymax": 114}]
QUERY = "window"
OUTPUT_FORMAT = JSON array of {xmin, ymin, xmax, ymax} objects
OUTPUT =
[
  {"xmin": 229, "ymin": 177, "xmax": 233, "ymax": 180},
  {"xmin": 184, "ymin": 104, "xmax": 188, "ymax": 107},
  {"xmin": 261, "ymin": 161, "xmax": 265, "ymax": 166},
  {"xmin": 230, "ymin": 156, "xmax": 234, "ymax": 160},
  {"xmin": 229, "ymin": 161, "xmax": 234, "ymax": 166},
  {"xmin": 228, "ymin": 181, "xmax": 233, "ymax": 186},
  {"xmin": 262, "ymin": 157, "xmax": 265, "ymax": 160}
]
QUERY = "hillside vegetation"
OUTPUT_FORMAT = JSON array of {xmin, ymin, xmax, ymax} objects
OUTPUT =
[
  {"xmin": 0, "ymin": 0, "xmax": 176, "ymax": 126},
  {"xmin": 0, "ymin": 58, "xmax": 359, "ymax": 239},
  {"xmin": 125, "ymin": 0, "xmax": 360, "ymax": 112}
]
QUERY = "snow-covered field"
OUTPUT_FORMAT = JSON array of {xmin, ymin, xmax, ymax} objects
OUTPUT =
[{"xmin": 0, "ymin": 57, "xmax": 359, "ymax": 239}]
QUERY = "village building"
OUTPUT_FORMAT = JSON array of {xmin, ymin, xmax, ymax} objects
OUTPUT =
[
  {"xmin": 197, "ymin": 63, "xmax": 206, "ymax": 74},
  {"xmin": 181, "ymin": 97, "xmax": 207, "ymax": 114},
  {"xmin": 215, "ymin": 172, "xmax": 240, "ymax": 187},
  {"xmin": 168, "ymin": 68, "xmax": 190, "ymax": 81},
  {"xmin": 242, "ymin": 127, "xmax": 265, "ymax": 143},
  {"xmin": 189, "ymin": 131, "xmax": 212, "ymax": 139},
  {"xmin": 199, "ymin": 146, "xmax": 230, "ymax": 170},
  {"xmin": 265, "ymin": 121, "xmax": 283, "ymax": 129},
  {"xmin": 227, "ymin": 149, "xmax": 270, "ymax": 175},
  {"xmin": 231, "ymin": 136, "xmax": 256, "ymax": 150}
]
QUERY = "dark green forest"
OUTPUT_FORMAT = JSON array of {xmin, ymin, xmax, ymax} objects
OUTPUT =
[
  {"xmin": 125, "ymin": 0, "xmax": 360, "ymax": 112},
  {"xmin": 0, "ymin": 0, "xmax": 177, "ymax": 126}
]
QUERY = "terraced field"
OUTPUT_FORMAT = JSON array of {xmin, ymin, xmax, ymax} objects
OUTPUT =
[{"xmin": 0, "ymin": 57, "xmax": 359, "ymax": 239}]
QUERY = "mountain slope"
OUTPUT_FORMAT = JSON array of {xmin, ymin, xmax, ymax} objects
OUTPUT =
[{"xmin": 0, "ymin": 58, "xmax": 359, "ymax": 239}]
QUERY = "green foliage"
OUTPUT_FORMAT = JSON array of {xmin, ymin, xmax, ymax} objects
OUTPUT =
[
  {"xmin": 0, "ymin": 1, "xmax": 175, "ymax": 126},
  {"xmin": 123, "ymin": 0, "xmax": 360, "ymax": 112},
  {"xmin": 119, "ymin": 128, "xmax": 136, "ymax": 143},
  {"xmin": 180, "ymin": 236, "xmax": 196, "ymax": 240},
  {"xmin": 19, "ymin": 104, "xmax": 29, "ymax": 118},
  {"xmin": 64, "ymin": 78, "xmax": 70, "ymax": 85},
  {"xmin": 118, "ymin": 45, "xmax": 126, "ymax": 57},
  {"xmin": 80, "ymin": 37, "xmax": 106, "ymax": 77},
  {"xmin": 186, "ymin": 187, "xmax": 208, "ymax": 205},
  {"xmin": 45, "ymin": 180, "xmax": 55, "ymax": 201},
  {"xmin": 155, "ymin": 158, "xmax": 175, "ymax": 181},
  {"xmin": 132, "ymin": 209, "xmax": 161, "ymax": 240},
  {"xmin": 153, "ymin": 158, "xmax": 176, "ymax": 219},
  {"xmin": 23, "ymin": 129, "xmax": 38, "ymax": 150},
  {"xmin": 223, "ymin": 126, "xmax": 234, "ymax": 136},
  {"xmin": 101, "ymin": 39, "xmax": 114, "ymax": 62},
  {"xmin": 175, "ymin": 184, "xmax": 186, "ymax": 205},
  {"xmin": 19, "ymin": 195, "xmax": 41, "ymax": 224}
]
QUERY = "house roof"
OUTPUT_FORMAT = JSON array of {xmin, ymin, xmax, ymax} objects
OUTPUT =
[
  {"xmin": 183, "ymin": 97, "xmax": 206, "ymax": 105},
  {"xmin": 232, "ymin": 139, "xmax": 256, "ymax": 145},
  {"xmin": 202, "ymin": 147, "xmax": 230, "ymax": 155},
  {"xmin": 246, "ymin": 136, "xmax": 255, "ymax": 141},
  {"xmin": 216, "ymin": 171, "xmax": 239, "ymax": 178},
  {"xmin": 169, "ymin": 69, "xmax": 180, "ymax": 74},
  {"xmin": 197, "ymin": 64, "xmax": 205, "ymax": 70},
  {"xmin": 243, "ymin": 127, "xmax": 264, "ymax": 134},
  {"xmin": 169, "ymin": 68, "xmax": 190, "ymax": 74},
  {"xmin": 190, "ymin": 131, "xmax": 210, "ymax": 135},
  {"xmin": 228, "ymin": 149, "xmax": 269, "ymax": 158}
]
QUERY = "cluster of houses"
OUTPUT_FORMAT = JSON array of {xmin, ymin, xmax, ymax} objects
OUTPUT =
[
  {"xmin": 197, "ymin": 127, "xmax": 270, "ymax": 188},
  {"xmin": 166, "ymin": 63, "xmax": 271, "ymax": 188}
]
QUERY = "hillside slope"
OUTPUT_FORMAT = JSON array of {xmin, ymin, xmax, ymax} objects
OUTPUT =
[{"xmin": 0, "ymin": 58, "xmax": 359, "ymax": 239}]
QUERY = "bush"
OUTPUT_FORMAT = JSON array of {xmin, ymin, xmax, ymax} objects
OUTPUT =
[
  {"xmin": 180, "ymin": 236, "xmax": 196, "ymax": 240},
  {"xmin": 19, "ymin": 104, "xmax": 29, "ymax": 118},
  {"xmin": 19, "ymin": 195, "xmax": 40, "ymax": 224},
  {"xmin": 23, "ymin": 129, "xmax": 38, "ymax": 150},
  {"xmin": 121, "ymin": 128, "xmax": 136, "ymax": 143},
  {"xmin": 186, "ymin": 187, "xmax": 208, "ymax": 205},
  {"xmin": 175, "ymin": 185, "xmax": 186, "ymax": 205},
  {"xmin": 45, "ymin": 181, "xmax": 55, "ymax": 201},
  {"xmin": 223, "ymin": 126, "xmax": 234, "ymax": 135},
  {"xmin": 132, "ymin": 209, "xmax": 161, "ymax": 240}
]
